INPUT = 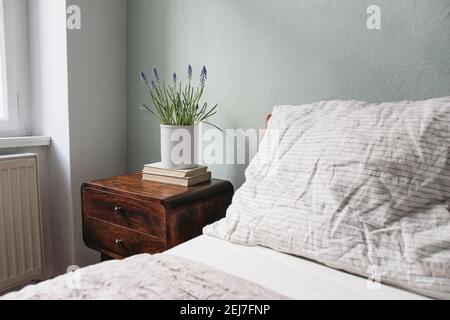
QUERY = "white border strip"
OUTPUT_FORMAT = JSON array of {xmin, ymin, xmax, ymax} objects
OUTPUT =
[{"xmin": 0, "ymin": 136, "xmax": 51, "ymax": 149}]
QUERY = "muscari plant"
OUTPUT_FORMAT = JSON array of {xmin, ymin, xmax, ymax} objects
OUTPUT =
[{"xmin": 139, "ymin": 65, "xmax": 219, "ymax": 129}]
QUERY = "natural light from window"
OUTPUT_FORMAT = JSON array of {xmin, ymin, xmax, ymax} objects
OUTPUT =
[
  {"xmin": 0, "ymin": 0, "xmax": 6, "ymax": 121},
  {"xmin": 0, "ymin": 52, "xmax": 5, "ymax": 120}
]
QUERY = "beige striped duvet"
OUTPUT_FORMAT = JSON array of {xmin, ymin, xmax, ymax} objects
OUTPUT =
[{"xmin": 205, "ymin": 97, "xmax": 450, "ymax": 299}]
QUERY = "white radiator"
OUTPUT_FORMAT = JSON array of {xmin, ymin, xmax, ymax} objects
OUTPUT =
[{"xmin": 0, "ymin": 154, "xmax": 44, "ymax": 292}]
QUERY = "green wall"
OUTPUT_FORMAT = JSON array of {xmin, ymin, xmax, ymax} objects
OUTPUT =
[{"xmin": 127, "ymin": 0, "xmax": 450, "ymax": 188}]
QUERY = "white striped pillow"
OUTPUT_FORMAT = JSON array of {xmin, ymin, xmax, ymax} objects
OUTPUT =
[{"xmin": 204, "ymin": 97, "xmax": 450, "ymax": 299}]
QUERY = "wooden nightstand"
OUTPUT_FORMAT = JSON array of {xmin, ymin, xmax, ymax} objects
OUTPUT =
[{"xmin": 82, "ymin": 173, "xmax": 234, "ymax": 260}]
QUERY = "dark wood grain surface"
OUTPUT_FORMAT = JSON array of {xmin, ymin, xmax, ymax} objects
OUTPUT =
[
  {"xmin": 83, "ymin": 188, "xmax": 166, "ymax": 238},
  {"xmin": 82, "ymin": 173, "xmax": 234, "ymax": 259},
  {"xmin": 84, "ymin": 217, "xmax": 167, "ymax": 258},
  {"xmin": 83, "ymin": 173, "xmax": 233, "ymax": 208}
]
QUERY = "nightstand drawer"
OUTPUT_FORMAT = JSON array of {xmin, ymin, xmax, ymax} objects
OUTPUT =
[
  {"xmin": 82, "ymin": 174, "xmax": 234, "ymax": 260},
  {"xmin": 83, "ymin": 188, "xmax": 166, "ymax": 239},
  {"xmin": 83, "ymin": 218, "xmax": 166, "ymax": 257}
]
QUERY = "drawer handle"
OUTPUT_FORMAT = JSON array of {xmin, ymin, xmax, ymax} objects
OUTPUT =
[
  {"xmin": 115, "ymin": 239, "xmax": 124, "ymax": 247},
  {"xmin": 114, "ymin": 206, "xmax": 123, "ymax": 216}
]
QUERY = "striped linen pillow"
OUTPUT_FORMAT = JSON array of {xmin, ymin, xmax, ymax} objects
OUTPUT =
[{"xmin": 204, "ymin": 97, "xmax": 450, "ymax": 299}]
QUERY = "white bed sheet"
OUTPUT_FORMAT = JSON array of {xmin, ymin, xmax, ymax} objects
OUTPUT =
[{"xmin": 167, "ymin": 236, "xmax": 428, "ymax": 300}]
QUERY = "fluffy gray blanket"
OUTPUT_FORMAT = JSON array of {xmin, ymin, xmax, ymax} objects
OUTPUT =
[{"xmin": 1, "ymin": 254, "xmax": 284, "ymax": 300}]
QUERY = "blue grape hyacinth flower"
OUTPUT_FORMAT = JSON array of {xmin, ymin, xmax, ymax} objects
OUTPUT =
[
  {"xmin": 139, "ymin": 64, "xmax": 218, "ymax": 128},
  {"xmin": 187, "ymin": 65, "xmax": 193, "ymax": 80},
  {"xmin": 152, "ymin": 67, "xmax": 159, "ymax": 82},
  {"xmin": 140, "ymin": 71, "xmax": 147, "ymax": 82},
  {"xmin": 200, "ymin": 66, "xmax": 208, "ymax": 86}
]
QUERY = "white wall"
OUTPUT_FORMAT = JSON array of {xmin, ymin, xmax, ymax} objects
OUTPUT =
[
  {"xmin": 66, "ymin": 0, "xmax": 128, "ymax": 267},
  {"xmin": 25, "ymin": 0, "xmax": 127, "ymax": 275},
  {"xmin": 28, "ymin": 0, "xmax": 73, "ymax": 276}
]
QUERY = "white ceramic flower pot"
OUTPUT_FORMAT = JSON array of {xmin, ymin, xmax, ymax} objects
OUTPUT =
[{"xmin": 160, "ymin": 125, "xmax": 195, "ymax": 169}]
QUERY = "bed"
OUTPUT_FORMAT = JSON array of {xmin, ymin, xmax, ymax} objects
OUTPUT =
[
  {"xmin": 168, "ymin": 236, "xmax": 427, "ymax": 300},
  {"xmin": 3, "ymin": 96, "xmax": 450, "ymax": 300},
  {"xmin": 1, "ymin": 235, "xmax": 428, "ymax": 300}
]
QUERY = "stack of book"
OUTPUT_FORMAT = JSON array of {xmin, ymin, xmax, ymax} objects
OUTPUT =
[{"xmin": 142, "ymin": 163, "xmax": 211, "ymax": 187}]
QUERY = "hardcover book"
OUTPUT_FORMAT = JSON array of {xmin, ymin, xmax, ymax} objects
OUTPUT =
[
  {"xmin": 142, "ymin": 172, "xmax": 212, "ymax": 187},
  {"xmin": 143, "ymin": 162, "xmax": 208, "ymax": 178}
]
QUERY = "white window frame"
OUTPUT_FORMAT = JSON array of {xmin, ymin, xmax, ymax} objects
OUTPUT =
[
  {"xmin": 0, "ymin": 0, "xmax": 30, "ymax": 137},
  {"xmin": 0, "ymin": 0, "xmax": 9, "ymax": 122}
]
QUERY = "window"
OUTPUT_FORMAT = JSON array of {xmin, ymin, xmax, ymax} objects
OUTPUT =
[
  {"xmin": 0, "ymin": 0, "xmax": 30, "ymax": 136},
  {"xmin": 0, "ymin": 0, "xmax": 8, "ymax": 121}
]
